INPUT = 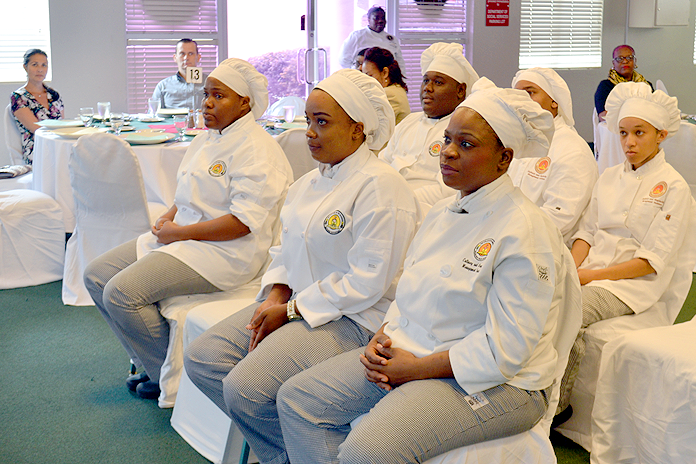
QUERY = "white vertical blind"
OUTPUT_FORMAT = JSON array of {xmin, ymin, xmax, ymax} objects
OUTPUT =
[
  {"xmin": 0, "ymin": 0, "xmax": 52, "ymax": 83},
  {"xmin": 125, "ymin": 0, "xmax": 220, "ymax": 113},
  {"xmin": 396, "ymin": 0, "xmax": 468, "ymax": 110},
  {"xmin": 519, "ymin": 0, "xmax": 604, "ymax": 69}
]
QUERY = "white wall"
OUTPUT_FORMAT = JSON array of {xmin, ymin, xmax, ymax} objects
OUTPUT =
[
  {"xmin": 1, "ymin": 0, "xmax": 127, "ymax": 156},
  {"xmin": 469, "ymin": 0, "xmax": 696, "ymax": 141},
  {"xmin": 3, "ymin": 0, "xmax": 696, "ymax": 154}
]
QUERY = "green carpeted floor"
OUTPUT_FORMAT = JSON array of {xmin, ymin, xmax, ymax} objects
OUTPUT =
[{"xmin": 1, "ymin": 278, "xmax": 694, "ymax": 464}]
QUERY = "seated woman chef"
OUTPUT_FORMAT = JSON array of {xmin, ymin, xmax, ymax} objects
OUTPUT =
[
  {"xmin": 183, "ymin": 69, "xmax": 420, "ymax": 464},
  {"xmin": 556, "ymin": 81, "xmax": 693, "ymax": 421},
  {"xmin": 273, "ymin": 78, "xmax": 578, "ymax": 464},
  {"xmin": 83, "ymin": 58, "xmax": 293, "ymax": 401}
]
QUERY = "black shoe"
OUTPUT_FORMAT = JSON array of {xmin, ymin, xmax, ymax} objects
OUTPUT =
[
  {"xmin": 552, "ymin": 405, "xmax": 573, "ymax": 429},
  {"xmin": 136, "ymin": 380, "xmax": 161, "ymax": 400},
  {"xmin": 126, "ymin": 372, "xmax": 150, "ymax": 392}
]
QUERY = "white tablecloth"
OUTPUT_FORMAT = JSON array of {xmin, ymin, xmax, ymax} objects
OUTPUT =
[
  {"xmin": 596, "ymin": 120, "xmax": 696, "ymax": 189},
  {"xmin": 33, "ymin": 129, "xmax": 188, "ymax": 231}
]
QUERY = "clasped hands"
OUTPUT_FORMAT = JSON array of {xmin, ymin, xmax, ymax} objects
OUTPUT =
[
  {"xmin": 152, "ymin": 217, "xmax": 181, "ymax": 244},
  {"xmin": 360, "ymin": 330, "xmax": 422, "ymax": 391}
]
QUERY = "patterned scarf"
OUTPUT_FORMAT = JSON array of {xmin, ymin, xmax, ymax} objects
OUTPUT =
[{"xmin": 608, "ymin": 68, "xmax": 648, "ymax": 85}]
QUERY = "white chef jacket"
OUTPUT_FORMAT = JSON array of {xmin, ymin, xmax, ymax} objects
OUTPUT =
[
  {"xmin": 383, "ymin": 174, "xmax": 573, "ymax": 394},
  {"xmin": 339, "ymin": 27, "xmax": 405, "ymax": 71},
  {"xmin": 137, "ymin": 112, "xmax": 293, "ymax": 291},
  {"xmin": 379, "ymin": 111, "xmax": 457, "ymax": 211},
  {"xmin": 508, "ymin": 117, "xmax": 599, "ymax": 245},
  {"xmin": 572, "ymin": 149, "xmax": 693, "ymax": 314},
  {"xmin": 259, "ymin": 144, "xmax": 420, "ymax": 334}
]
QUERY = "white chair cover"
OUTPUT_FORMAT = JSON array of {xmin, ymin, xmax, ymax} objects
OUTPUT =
[
  {"xmin": 557, "ymin": 199, "xmax": 696, "ymax": 451},
  {"xmin": 156, "ymin": 280, "xmax": 261, "ymax": 408},
  {"xmin": 0, "ymin": 172, "xmax": 33, "ymax": 192},
  {"xmin": 170, "ymin": 297, "xmax": 260, "ymax": 464},
  {"xmin": 274, "ymin": 128, "xmax": 317, "ymax": 181},
  {"xmin": 4, "ymin": 104, "xmax": 24, "ymax": 165},
  {"xmin": 0, "ymin": 189, "xmax": 64, "ymax": 289},
  {"xmin": 591, "ymin": 318, "xmax": 696, "ymax": 464},
  {"xmin": 350, "ymin": 247, "xmax": 582, "ymax": 464},
  {"xmin": 62, "ymin": 133, "xmax": 152, "ymax": 306},
  {"xmin": 267, "ymin": 96, "xmax": 306, "ymax": 120}
]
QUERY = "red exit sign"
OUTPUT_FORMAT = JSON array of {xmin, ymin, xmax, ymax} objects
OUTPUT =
[{"xmin": 486, "ymin": 0, "xmax": 509, "ymax": 26}]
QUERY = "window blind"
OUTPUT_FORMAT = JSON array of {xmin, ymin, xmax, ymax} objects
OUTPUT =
[
  {"xmin": 0, "ymin": 0, "xmax": 52, "ymax": 83},
  {"xmin": 125, "ymin": 0, "xmax": 220, "ymax": 113},
  {"xmin": 519, "ymin": 0, "xmax": 604, "ymax": 69},
  {"xmin": 396, "ymin": 0, "xmax": 468, "ymax": 111}
]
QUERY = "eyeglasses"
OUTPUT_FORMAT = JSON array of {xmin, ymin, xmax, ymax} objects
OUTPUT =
[{"xmin": 613, "ymin": 55, "xmax": 635, "ymax": 64}]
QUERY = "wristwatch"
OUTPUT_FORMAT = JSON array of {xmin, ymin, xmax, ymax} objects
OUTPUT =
[{"xmin": 287, "ymin": 299, "xmax": 302, "ymax": 321}]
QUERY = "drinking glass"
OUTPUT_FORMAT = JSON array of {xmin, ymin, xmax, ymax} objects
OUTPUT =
[
  {"xmin": 173, "ymin": 115, "xmax": 188, "ymax": 141},
  {"xmin": 97, "ymin": 101, "xmax": 111, "ymax": 121},
  {"xmin": 109, "ymin": 112, "xmax": 125, "ymax": 135},
  {"xmin": 147, "ymin": 98, "xmax": 160, "ymax": 118},
  {"xmin": 79, "ymin": 107, "xmax": 94, "ymax": 127},
  {"xmin": 283, "ymin": 106, "xmax": 296, "ymax": 122}
]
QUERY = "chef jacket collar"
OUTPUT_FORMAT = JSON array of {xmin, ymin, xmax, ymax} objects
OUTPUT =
[
  {"xmin": 317, "ymin": 143, "xmax": 371, "ymax": 181},
  {"xmin": 448, "ymin": 174, "xmax": 512, "ymax": 214}
]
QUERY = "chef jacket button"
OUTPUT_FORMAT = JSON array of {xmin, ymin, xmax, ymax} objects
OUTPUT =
[
  {"xmin": 427, "ymin": 333, "xmax": 436, "ymax": 340},
  {"xmin": 301, "ymin": 232, "xmax": 305, "ymax": 238},
  {"xmin": 400, "ymin": 317, "xmax": 408, "ymax": 328},
  {"xmin": 310, "ymin": 179, "xmax": 317, "ymax": 184},
  {"xmin": 283, "ymin": 227, "xmax": 288, "ymax": 233},
  {"xmin": 637, "ymin": 175, "xmax": 642, "ymax": 180},
  {"xmin": 440, "ymin": 265, "xmax": 452, "ymax": 277},
  {"xmin": 622, "ymin": 211, "xmax": 628, "ymax": 217}
]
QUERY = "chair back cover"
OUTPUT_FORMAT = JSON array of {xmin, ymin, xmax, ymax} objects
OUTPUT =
[
  {"xmin": 62, "ymin": 132, "xmax": 151, "ymax": 305},
  {"xmin": 0, "ymin": 189, "xmax": 64, "ymax": 289},
  {"xmin": 274, "ymin": 128, "xmax": 317, "ymax": 181},
  {"xmin": 4, "ymin": 104, "xmax": 24, "ymax": 165}
]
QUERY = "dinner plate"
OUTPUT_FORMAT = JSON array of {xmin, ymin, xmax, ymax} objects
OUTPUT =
[
  {"xmin": 49, "ymin": 127, "xmax": 102, "ymax": 139},
  {"xmin": 122, "ymin": 132, "xmax": 176, "ymax": 145},
  {"xmin": 274, "ymin": 122, "xmax": 308, "ymax": 130},
  {"xmin": 157, "ymin": 108, "xmax": 189, "ymax": 116},
  {"xmin": 185, "ymin": 129, "xmax": 207, "ymax": 136},
  {"xmin": 139, "ymin": 117, "xmax": 165, "ymax": 122},
  {"xmin": 36, "ymin": 119, "xmax": 85, "ymax": 129}
]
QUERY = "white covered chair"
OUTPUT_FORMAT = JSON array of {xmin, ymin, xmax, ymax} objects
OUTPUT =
[
  {"xmin": 1, "ymin": 104, "xmax": 33, "ymax": 192},
  {"xmin": 274, "ymin": 128, "xmax": 317, "ymax": 181},
  {"xmin": 591, "ymin": 317, "xmax": 696, "ymax": 464},
  {"xmin": 556, "ymin": 199, "xmax": 696, "ymax": 451},
  {"xmin": 170, "ymin": 297, "xmax": 260, "ymax": 464},
  {"xmin": 62, "ymin": 133, "xmax": 167, "ymax": 306},
  {"xmin": 0, "ymin": 189, "xmax": 64, "ymax": 289},
  {"xmin": 349, "ymin": 246, "xmax": 582, "ymax": 464}
]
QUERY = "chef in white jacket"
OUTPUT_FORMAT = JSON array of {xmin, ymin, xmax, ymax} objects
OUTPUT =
[
  {"xmin": 556, "ymin": 82, "xmax": 695, "ymax": 419},
  {"xmin": 84, "ymin": 58, "xmax": 293, "ymax": 401},
  {"xmin": 510, "ymin": 68, "xmax": 599, "ymax": 245},
  {"xmin": 275, "ymin": 78, "xmax": 581, "ymax": 464},
  {"xmin": 184, "ymin": 69, "xmax": 420, "ymax": 464},
  {"xmin": 339, "ymin": 6, "xmax": 405, "ymax": 71},
  {"xmin": 379, "ymin": 42, "xmax": 479, "ymax": 213}
]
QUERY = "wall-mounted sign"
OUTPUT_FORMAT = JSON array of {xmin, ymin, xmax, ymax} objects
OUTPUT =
[{"xmin": 486, "ymin": 0, "xmax": 509, "ymax": 26}]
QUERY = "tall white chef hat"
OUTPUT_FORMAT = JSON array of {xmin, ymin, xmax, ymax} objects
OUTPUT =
[
  {"xmin": 314, "ymin": 68, "xmax": 395, "ymax": 150},
  {"xmin": 457, "ymin": 77, "xmax": 555, "ymax": 158},
  {"xmin": 420, "ymin": 43, "xmax": 479, "ymax": 96},
  {"xmin": 208, "ymin": 58, "xmax": 269, "ymax": 119},
  {"xmin": 512, "ymin": 67, "xmax": 575, "ymax": 126},
  {"xmin": 605, "ymin": 81, "xmax": 680, "ymax": 138}
]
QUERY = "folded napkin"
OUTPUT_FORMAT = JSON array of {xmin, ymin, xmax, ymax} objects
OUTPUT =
[{"xmin": 0, "ymin": 165, "xmax": 32, "ymax": 179}]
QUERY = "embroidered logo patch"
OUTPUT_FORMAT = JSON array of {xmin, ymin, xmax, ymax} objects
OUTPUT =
[
  {"xmin": 323, "ymin": 210, "xmax": 346, "ymax": 235},
  {"xmin": 535, "ymin": 157, "xmax": 551, "ymax": 174},
  {"xmin": 208, "ymin": 161, "xmax": 227, "ymax": 177},
  {"xmin": 649, "ymin": 181, "xmax": 668, "ymax": 198},
  {"xmin": 474, "ymin": 238, "xmax": 495, "ymax": 261},
  {"xmin": 429, "ymin": 141, "xmax": 443, "ymax": 157}
]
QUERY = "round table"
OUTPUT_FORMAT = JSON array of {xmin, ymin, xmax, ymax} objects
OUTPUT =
[{"xmin": 33, "ymin": 126, "xmax": 190, "ymax": 232}]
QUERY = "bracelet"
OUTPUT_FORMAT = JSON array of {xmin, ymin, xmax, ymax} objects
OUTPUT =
[{"xmin": 286, "ymin": 299, "xmax": 302, "ymax": 322}]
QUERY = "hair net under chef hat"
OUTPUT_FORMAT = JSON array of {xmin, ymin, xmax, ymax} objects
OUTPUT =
[
  {"xmin": 420, "ymin": 43, "xmax": 479, "ymax": 97},
  {"xmin": 605, "ymin": 82, "xmax": 680, "ymax": 139},
  {"xmin": 208, "ymin": 58, "xmax": 269, "ymax": 119},
  {"xmin": 314, "ymin": 68, "xmax": 395, "ymax": 150},
  {"xmin": 458, "ymin": 77, "xmax": 555, "ymax": 158},
  {"xmin": 512, "ymin": 67, "xmax": 575, "ymax": 127}
]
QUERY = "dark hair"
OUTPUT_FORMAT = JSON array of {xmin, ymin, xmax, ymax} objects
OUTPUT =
[
  {"xmin": 368, "ymin": 6, "xmax": 385, "ymax": 17},
  {"xmin": 613, "ymin": 44, "xmax": 635, "ymax": 58},
  {"xmin": 23, "ymin": 49, "xmax": 47, "ymax": 66},
  {"xmin": 364, "ymin": 47, "xmax": 407, "ymax": 91},
  {"xmin": 177, "ymin": 38, "xmax": 199, "ymax": 54}
]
